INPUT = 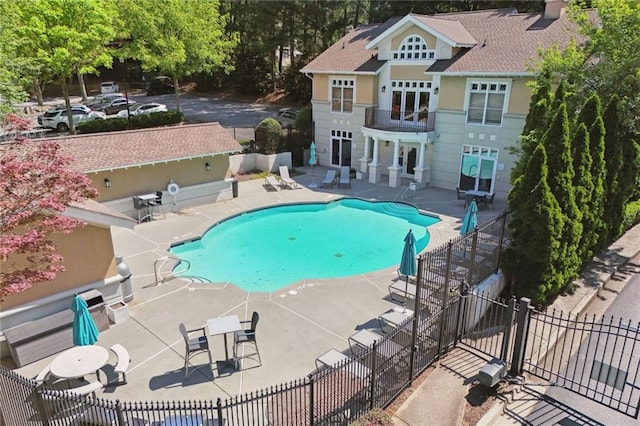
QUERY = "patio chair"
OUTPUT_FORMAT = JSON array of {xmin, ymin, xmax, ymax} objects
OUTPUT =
[
  {"xmin": 456, "ymin": 187, "xmax": 465, "ymax": 200},
  {"xmin": 339, "ymin": 166, "xmax": 351, "ymax": 189},
  {"xmin": 178, "ymin": 323, "xmax": 213, "ymax": 378},
  {"xmin": 264, "ymin": 175, "xmax": 279, "ymax": 191},
  {"xmin": 131, "ymin": 196, "xmax": 150, "ymax": 223},
  {"xmin": 149, "ymin": 191, "xmax": 166, "ymax": 219},
  {"xmin": 233, "ymin": 312, "xmax": 262, "ymax": 369},
  {"xmin": 278, "ymin": 166, "xmax": 298, "ymax": 189},
  {"xmin": 34, "ymin": 364, "xmax": 52, "ymax": 383},
  {"xmin": 320, "ymin": 169, "xmax": 337, "ymax": 188}
]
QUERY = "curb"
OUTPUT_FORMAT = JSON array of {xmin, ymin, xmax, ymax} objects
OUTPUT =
[{"xmin": 475, "ymin": 400, "xmax": 504, "ymax": 426}]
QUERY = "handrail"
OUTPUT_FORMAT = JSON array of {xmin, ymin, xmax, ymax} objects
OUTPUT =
[{"xmin": 153, "ymin": 255, "xmax": 190, "ymax": 286}]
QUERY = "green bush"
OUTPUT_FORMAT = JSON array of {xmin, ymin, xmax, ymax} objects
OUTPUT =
[
  {"xmin": 255, "ymin": 118, "xmax": 282, "ymax": 154},
  {"xmin": 295, "ymin": 106, "xmax": 312, "ymax": 137},
  {"xmin": 77, "ymin": 111, "xmax": 184, "ymax": 134}
]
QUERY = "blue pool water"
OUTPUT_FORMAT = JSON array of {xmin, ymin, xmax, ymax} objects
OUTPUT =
[{"xmin": 169, "ymin": 198, "xmax": 440, "ymax": 292}]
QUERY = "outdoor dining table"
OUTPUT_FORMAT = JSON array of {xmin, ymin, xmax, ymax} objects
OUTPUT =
[
  {"xmin": 207, "ymin": 315, "xmax": 242, "ymax": 371},
  {"xmin": 50, "ymin": 345, "xmax": 109, "ymax": 380},
  {"xmin": 464, "ymin": 189, "xmax": 491, "ymax": 208}
]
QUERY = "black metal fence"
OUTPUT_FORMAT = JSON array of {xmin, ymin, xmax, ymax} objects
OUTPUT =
[
  {"xmin": 364, "ymin": 107, "xmax": 435, "ymax": 132},
  {"xmin": 0, "ymin": 212, "xmax": 511, "ymax": 426}
]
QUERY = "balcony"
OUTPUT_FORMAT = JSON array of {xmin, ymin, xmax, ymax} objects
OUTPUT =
[{"xmin": 364, "ymin": 107, "xmax": 435, "ymax": 133}]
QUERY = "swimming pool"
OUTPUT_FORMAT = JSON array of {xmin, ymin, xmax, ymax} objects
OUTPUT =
[{"xmin": 169, "ymin": 198, "xmax": 440, "ymax": 292}]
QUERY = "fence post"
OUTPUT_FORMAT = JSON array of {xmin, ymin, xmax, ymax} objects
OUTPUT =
[
  {"xmin": 408, "ymin": 257, "xmax": 423, "ymax": 385},
  {"xmin": 510, "ymin": 297, "xmax": 532, "ymax": 376},
  {"xmin": 495, "ymin": 212, "xmax": 508, "ymax": 273},
  {"xmin": 454, "ymin": 280, "xmax": 469, "ymax": 346},
  {"xmin": 500, "ymin": 296, "xmax": 517, "ymax": 363},
  {"xmin": 216, "ymin": 397, "xmax": 223, "ymax": 425},
  {"xmin": 115, "ymin": 399, "xmax": 126, "ymax": 426},
  {"xmin": 33, "ymin": 383, "xmax": 50, "ymax": 426},
  {"xmin": 308, "ymin": 374, "xmax": 315, "ymax": 426},
  {"xmin": 467, "ymin": 228, "xmax": 479, "ymax": 285},
  {"xmin": 369, "ymin": 342, "xmax": 377, "ymax": 410},
  {"xmin": 437, "ymin": 242, "xmax": 454, "ymax": 355}
]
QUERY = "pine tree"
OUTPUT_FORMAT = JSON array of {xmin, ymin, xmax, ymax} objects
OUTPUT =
[
  {"xmin": 541, "ymin": 103, "xmax": 582, "ymax": 289},
  {"xmin": 602, "ymin": 96, "xmax": 625, "ymax": 241},
  {"xmin": 502, "ymin": 144, "xmax": 564, "ymax": 305},
  {"xmin": 570, "ymin": 123, "xmax": 595, "ymax": 263}
]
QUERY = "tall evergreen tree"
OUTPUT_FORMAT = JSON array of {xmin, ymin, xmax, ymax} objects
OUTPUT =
[
  {"xmin": 576, "ymin": 95, "xmax": 607, "ymax": 254},
  {"xmin": 502, "ymin": 144, "xmax": 564, "ymax": 304},
  {"xmin": 602, "ymin": 96, "xmax": 625, "ymax": 241},
  {"xmin": 541, "ymin": 103, "xmax": 582, "ymax": 290},
  {"xmin": 570, "ymin": 123, "xmax": 595, "ymax": 263}
]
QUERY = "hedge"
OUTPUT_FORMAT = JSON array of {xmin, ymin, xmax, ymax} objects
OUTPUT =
[{"xmin": 77, "ymin": 111, "xmax": 185, "ymax": 134}]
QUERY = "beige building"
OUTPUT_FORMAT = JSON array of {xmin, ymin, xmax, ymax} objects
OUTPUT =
[
  {"xmin": 301, "ymin": 0, "xmax": 578, "ymax": 198},
  {"xmin": 0, "ymin": 123, "xmax": 243, "ymax": 356}
]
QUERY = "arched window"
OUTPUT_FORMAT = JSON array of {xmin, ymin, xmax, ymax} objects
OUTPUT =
[{"xmin": 392, "ymin": 35, "xmax": 435, "ymax": 60}]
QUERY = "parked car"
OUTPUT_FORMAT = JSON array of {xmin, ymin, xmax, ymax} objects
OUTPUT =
[
  {"xmin": 94, "ymin": 98, "xmax": 137, "ymax": 115},
  {"xmin": 116, "ymin": 102, "xmax": 168, "ymax": 118},
  {"xmin": 146, "ymin": 77, "xmax": 174, "ymax": 95},
  {"xmin": 100, "ymin": 81, "xmax": 120, "ymax": 94},
  {"xmin": 275, "ymin": 107, "xmax": 299, "ymax": 128},
  {"xmin": 85, "ymin": 92, "xmax": 125, "ymax": 108},
  {"xmin": 38, "ymin": 105, "xmax": 106, "ymax": 132}
]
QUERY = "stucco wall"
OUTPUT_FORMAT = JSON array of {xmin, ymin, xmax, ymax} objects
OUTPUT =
[
  {"xmin": 439, "ymin": 77, "xmax": 466, "ymax": 110},
  {"xmin": 228, "ymin": 152, "xmax": 292, "ymax": 175},
  {"xmin": 311, "ymin": 101, "xmax": 366, "ymax": 168},
  {"xmin": 390, "ymin": 66, "xmax": 433, "ymax": 81},
  {"xmin": 312, "ymin": 74, "xmax": 329, "ymax": 102},
  {"xmin": 508, "ymin": 78, "xmax": 533, "ymax": 115},
  {"xmin": 391, "ymin": 26, "xmax": 437, "ymax": 50},
  {"xmin": 356, "ymin": 75, "xmax": 377, "ymax": 105}
]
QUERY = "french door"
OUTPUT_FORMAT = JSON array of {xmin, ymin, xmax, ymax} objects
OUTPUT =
[{"xmin": 458, "ymin": 145, "xmax": 498, "ymax": 193}]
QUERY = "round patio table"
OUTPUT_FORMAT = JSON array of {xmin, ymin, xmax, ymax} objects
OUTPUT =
[{"xmin": 50, "ymin": 345, "xmax": 109, "ymax": 380}]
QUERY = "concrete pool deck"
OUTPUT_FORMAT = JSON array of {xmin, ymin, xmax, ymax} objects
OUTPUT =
[{"xmin": 9, "ymin": 167, "xmax": 506, "ymax": 404}]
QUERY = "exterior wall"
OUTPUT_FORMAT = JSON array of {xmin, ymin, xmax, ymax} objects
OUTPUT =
[
  {"xmin": 390, "ymin": 66, "xmax": 433, "ymax": 81},
  {"xmin": 228, "ymin": 152, "xmax": 292, "ymax": 175},
  {"xmin": 507, "ymin": 78, "xmax": 533, "ymax": 115},
  {"xmin": 1, "ymin": 224, "xmax": 116, "ymax": 311},
  {"xmin": 356, "ymin": 75, "xmax": 377, "ymax": 105},
  {"xmin": 430, "ymin": 109, "xmax": 525, "ymax": 196},
  {"xmin": 391, "ymin": 26, "xmax": 437, "ymax": 50},
  {"xmin": 312, "ymin": 74, "xmax": 330, "ymax": 102},
  {"xmin": 438, "ymin": 77, "xmax": 466, "ymax": 110},
  {"xmin": 93, "ymin": 155, "xmax": 230, "ymax": 203}
]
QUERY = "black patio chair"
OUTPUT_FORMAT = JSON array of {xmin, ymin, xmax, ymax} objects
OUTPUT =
[
  {"xmin": 233, "ymin": 312, "xmax": 262, "ymax": 369},
  {"xmin": 178, "ymin": 323, "xmax": 212, "ymax": 378}
]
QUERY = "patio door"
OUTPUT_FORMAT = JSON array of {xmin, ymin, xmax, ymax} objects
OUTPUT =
[
  {"xmin": 331, "ymin": 129, "xmax": 352, "ymax": 167},
  {"xmin": 399, "ymin": 146, "xmax": 417, "ymax": 177},
  {"xmin": 390, "ymin": 81, "xmax": 432, "ymax": 125},
  {"xmin": 458, "ymin": 145, "xmax": 498, "ymax": 193}
]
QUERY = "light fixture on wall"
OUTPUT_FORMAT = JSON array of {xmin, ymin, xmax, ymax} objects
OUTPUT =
[
  {"xmin": 433, "ymin": 87, "xmax": 439, "ymax": 95},
  {"xmin": 104, "ymin": 178, "xmax": 111, "ymax": 188},
  {"xmin": 205, "ymin": 162, "xmax": 211, "ymax": 171},
  {"xmin": 381, "ymin": 85, "xmax": 386, "ymax": 93}
]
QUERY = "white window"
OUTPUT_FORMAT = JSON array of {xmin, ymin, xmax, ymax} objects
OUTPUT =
[
  {"xmin": 392, "ymin": 35, "xmax": 435, "ymax": 60},
  {"xmin": 331, "ymin": 79, "xmax": 354, "ymax": 113},
  {"xmin": 466, "ymin": 82, "xmax": 508, "ymax": 126},
  {"xmin": 330, "ymin": 129, "xmax": 352, "ymax": 167},
  {"xmin": 390, "ymin": 80, "xmax": 433, "ymax": 124}
]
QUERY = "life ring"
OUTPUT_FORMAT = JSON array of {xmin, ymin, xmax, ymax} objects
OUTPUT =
[{"xmin": 167, "ymin": 182, "xmax": 180, "ymax": 195}]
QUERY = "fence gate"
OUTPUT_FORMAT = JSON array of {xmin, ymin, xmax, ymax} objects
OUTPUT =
[{"xmin": 514, "ymin": 300, "xmax": 640, "ymax": 418}]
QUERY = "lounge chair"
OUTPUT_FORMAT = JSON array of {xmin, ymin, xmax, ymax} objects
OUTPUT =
[
  {"xmin": 264, "ymin": 175, "xmax": 279, "ymax": 191},
  {"xmin": 278, "ymin": 166, "xmax": 297, "ymax": 189},
  {"xmin": 320, "ymin": 169, "xmax": 337, "ymax": 188},
  {"xmin": 339, "ymin": 166, "xmax": 351, "ymax": 189}
]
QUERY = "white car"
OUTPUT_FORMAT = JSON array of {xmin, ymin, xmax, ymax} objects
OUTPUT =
[
  {"xmin": 39, "ymin": 105, "xmax": 106, "ymax": 132},
  {"xmin": 85, "ymin": 92, "xmax": 125, "ymax": 108},
  {"xmin": 100, "ymin": 81, "xmax": 120, "ymax": 94},
  {"xmin": 117, "ymin": 102, "xmax": 168, "ymax": 118}
]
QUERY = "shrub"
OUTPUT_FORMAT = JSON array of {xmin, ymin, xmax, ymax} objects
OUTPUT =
[
  {"xmin": 255, "ymin": 118, "xmax": 282, "ymax": 154},
  {"xmin": 349, "ymin": 408, "xmax": 392, "ymax": 426},
  {"xmin": 295, "ymin": 106, "xmax": 312, "ymax": 137},
  {"xmin": 77, "ymin": 111, "xmax": 184, "ymax": 134}
]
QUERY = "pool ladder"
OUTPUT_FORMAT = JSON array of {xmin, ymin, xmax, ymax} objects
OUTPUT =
[
  {"xmin": 398, "ymin": 182, "xmax": 417, "ymax": 201},
  {"xmin": 153, "ymin": 255, "xmax": 213, "ymax": 286}
]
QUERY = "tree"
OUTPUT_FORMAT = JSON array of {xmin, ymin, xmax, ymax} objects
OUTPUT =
[
  {"xmin": 602, "ymin": 96, "xmax": 625, "ymax": 241},
  {"xmin": 10, "ymin": 0, "xmax": 117, "ymax": 131},
  {"xmin": 0, "ymin": 114, "xmax": 98, "ymax": 299},
  {"xmin": 502, "ymin": 144, "xmax": 564, "ymax": 304},
  {"xmin": 255, "ymin": 118, "xmax": 282, "ymax": 154},
  {"xmin": 570, "ymin": 123, "xmax": 594, "ymax": 263},
  {"xmin": 118, "ymin": 0, "xmax": 237, "ymax": 112}
]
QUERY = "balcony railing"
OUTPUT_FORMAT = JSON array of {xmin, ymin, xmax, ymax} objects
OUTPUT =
[{"xmin": 364, "ymin": 107, "xmax": 435, "ymax": 132}]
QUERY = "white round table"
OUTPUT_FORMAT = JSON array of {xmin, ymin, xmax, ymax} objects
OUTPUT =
[{"xmin": 50, "ymin": 345, "xmax": 109, "ymax": 380}]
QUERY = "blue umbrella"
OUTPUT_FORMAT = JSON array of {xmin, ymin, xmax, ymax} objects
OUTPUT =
[
  {"xmin": 460, "ymin": 200, "xmax": 478, "ymax": 235},
  {"xmin": 309, "ymin": 142, "xmax": 318, "ymax": 187},
  {"xmin": 399, "ymin": 230, "xmax": 417, "ymax": 304},
  {"xmin": 72, "ymin": 295, "xmax": 99, "ymax": 346}
]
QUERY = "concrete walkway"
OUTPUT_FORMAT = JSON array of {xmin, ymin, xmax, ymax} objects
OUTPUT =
[{"xmin": 391, "ymin": 221, "xmax": 640, "ymax": 425}]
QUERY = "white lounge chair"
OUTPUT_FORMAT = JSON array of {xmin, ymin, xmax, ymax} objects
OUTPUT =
[
  {"xmin": 278, "ymin": 166, "xmax": 297, "ymax": 189},
  {"xmin": 264, "ymin": 175, "xmax": 279, "ymax": 191},
  {"xmin": 339, "ymin": 166, "xmax": 351, "ymax": 188},
  {"xmin": 320, "ymin": 169, "xmax": 337, "ymax": 188}
]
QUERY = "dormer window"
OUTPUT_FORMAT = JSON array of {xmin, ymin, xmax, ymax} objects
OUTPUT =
[{"xmin": 392, "ymin": 35, "xmax": 435, "ymax": 60}]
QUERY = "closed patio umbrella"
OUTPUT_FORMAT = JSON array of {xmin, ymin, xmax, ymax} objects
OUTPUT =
[
  {"xmin": 72, "ymin": 294, "xmax": 99, "ymax": 346},
  {"xmin": 399, "ymin": 230, "xmax": 417, "ymax": 305},
  {"xmin": 460, "ymin": 200, "xmax": 478, "ymax": 235},
  {"xmin": 309, "ymin": 141, "xmax": 317, "ymax": 188}
]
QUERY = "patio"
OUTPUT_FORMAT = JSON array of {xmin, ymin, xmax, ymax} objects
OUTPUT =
[{"xmin": 8, "ymin": 167, "xmax": 506, "ymax": 404}]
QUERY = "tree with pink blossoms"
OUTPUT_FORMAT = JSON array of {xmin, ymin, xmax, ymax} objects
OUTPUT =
[{"xmin": 0, "ymin": 114, "xmax": 98, "ymax": 299}]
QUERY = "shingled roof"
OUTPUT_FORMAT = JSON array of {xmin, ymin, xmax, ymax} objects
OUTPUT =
[
  {"xmin": 302, "ymin": 8, "xmax": 583, "ymax": 75},
  {"xmin": 46, "ymin": 123, "xmax": 243, "ymax": 173}
]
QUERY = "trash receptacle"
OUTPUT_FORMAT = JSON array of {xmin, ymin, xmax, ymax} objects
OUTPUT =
[
  {"xmin": 226, "ymin": 178, "xmax": 238, "ymax": 198},
  {"xmin": 79, "ymin": 289, "xmax": 110, "ymax": 331}
]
